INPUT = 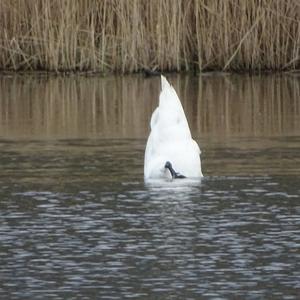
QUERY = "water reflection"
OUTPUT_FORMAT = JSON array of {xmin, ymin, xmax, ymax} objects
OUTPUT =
[
  {"xmin": 0, "ymin": 74, "xmax": 299, "ymax": 139},
  {"xmin": 0, "ymin": 74, "xmax": 300, "ymax": 299}
]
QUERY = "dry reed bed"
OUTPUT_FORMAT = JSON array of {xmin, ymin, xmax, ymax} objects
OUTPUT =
[{"xmin": 0, "ymin": 0, "xmax": 299, "ymax": 72}]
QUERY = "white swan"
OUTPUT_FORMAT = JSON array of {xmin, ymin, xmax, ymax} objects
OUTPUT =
[{"xmin": 144, "ymin": 75, "xmax": 203, "ymax": 180}]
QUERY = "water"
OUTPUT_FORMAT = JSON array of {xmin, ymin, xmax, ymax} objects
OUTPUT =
[{"xmin": 0, "ymin": 74, "xmax": 300, "ymax": 299}]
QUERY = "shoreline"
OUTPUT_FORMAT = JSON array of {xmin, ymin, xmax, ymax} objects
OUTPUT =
[{"xmin": 0, "ymin": 69, "xmax": 299, "ymax": 78}]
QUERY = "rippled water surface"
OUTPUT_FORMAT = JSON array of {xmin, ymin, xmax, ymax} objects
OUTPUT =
[{"xmin": 0, "ymin": 74, "xmax": 300, "ymax": 299}]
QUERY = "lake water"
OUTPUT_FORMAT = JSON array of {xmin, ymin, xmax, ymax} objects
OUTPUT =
[{"xmin": 0, "ymin": 74, "xmax": 299, "ymax": 299}]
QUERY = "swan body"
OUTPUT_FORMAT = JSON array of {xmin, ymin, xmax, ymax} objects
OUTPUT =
[{"xmin": 144, "ymin": 75, "xmax": 203, "ymax": 180}]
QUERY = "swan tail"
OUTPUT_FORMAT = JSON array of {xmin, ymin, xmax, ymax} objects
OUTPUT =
[{"xmin": 161, "ymin": 75, "xmax": 171, "ymax": 91}]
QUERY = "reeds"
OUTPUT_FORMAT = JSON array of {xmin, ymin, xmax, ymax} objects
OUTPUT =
[{"xmin": 0, "ymin": 0, "xmax": 299, "ymax": 73}]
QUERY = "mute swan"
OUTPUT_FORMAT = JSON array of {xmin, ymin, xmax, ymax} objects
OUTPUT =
[{"xmin": 144, "ymin": 75, "xmax": 203, "ymax": 180}]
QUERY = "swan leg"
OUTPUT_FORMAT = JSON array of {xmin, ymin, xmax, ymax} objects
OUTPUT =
[{"xmin": 164, "ymin": 161, "xmax": 186, "ymax": 179}]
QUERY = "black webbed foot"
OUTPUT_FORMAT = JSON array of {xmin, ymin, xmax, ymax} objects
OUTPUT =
[{"xmin": 164, "ymin": 161, "xmax": 186, "ymax": 179}]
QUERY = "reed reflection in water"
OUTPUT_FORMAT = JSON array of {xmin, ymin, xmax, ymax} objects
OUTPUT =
[{"xmin": 0, "ymin": 74, "xmax": 299, "ymax": 139}]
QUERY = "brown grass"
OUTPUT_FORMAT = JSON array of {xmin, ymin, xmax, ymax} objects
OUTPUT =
[{"xmin": 0, "ymin": 0, "xmax": 299, "ymax": 73}]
